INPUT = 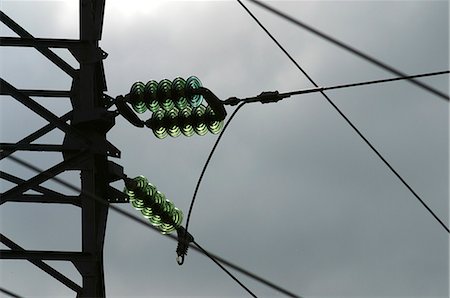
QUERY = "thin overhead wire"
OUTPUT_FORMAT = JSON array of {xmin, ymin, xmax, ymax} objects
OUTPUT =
[
  {"xmin": 225, "ymin": 70, "xmax": 450, "ymax": 105},
  {"xmin": 193, "ymin": 240, "xmax": 258, "ymax": 298},
  {"xmin": 181, "ymin": 102, "xmax": 308, "ymax": 297},
  {"xmin": 209, "ymin": 251, "xmax": 301, "ymax": 298},
  {"xmin": 244, "ymin": 0, "xmax": 450, "ymax": 102},
  {"xmin": 3, "ymin": 153, "xmax": 301, "ymax": 297},
  {"xmin": 237, "ymin": 0, "xmax": 450, "ymax": 233},
  {"xmin": 315, "ymin": 70, "xmax": 449, "ymax": 94},
  {"xmin": 185, "ymin": 102, "xmax": 247, "ymax": 232},
  {"xmin": 0, "ymin": 287, "xmax": 24, "ymax": 298}
]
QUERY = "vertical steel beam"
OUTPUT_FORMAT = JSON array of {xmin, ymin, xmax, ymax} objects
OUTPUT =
[
  {"xmin": 78, "ymin": 161, "xmax": 106, "ymax": 297},
  {"xmin": 75, "ymin": 1, "xmax": 109, "ymax": 297}
]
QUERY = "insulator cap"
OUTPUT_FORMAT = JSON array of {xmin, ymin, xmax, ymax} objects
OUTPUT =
[
  {"xmin": 166, "ymin": 108, "xmax": 181, "ymax": 137},
  {"xmin": 149, "ymin": 109, "xmax": 168, "ymax": 139},
  {"xmin": 157, "ymin": 79, "xmax": 175, "ymax": 111},
  {"xmin": 130, "ymin": 82, "xmax": 147, "ymax": 113},
  {"xmin": 172, "ymin": 77, "xmax": 189, "ymax": 110},
  {"xmin": 193, "ymin": 104, "xmax": 208, "ymax": 136},
  {"xmin": 186, "ymin": 76, "xmax": 203, "ymax": 108},
  {"xmin": 206, "ymin": 106, "xmax": 223, "ymax": 134},
  {"xmin": 144, "ymin": 80, "xmax": 160, "ymax": 112},
  {"xmin": 179, "ymin": 107, "xmax": 195, "ymax": 137}
]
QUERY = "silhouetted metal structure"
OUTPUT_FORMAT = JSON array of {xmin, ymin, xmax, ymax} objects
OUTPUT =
[{"xmin": 0, "ymin": 1, "xmax": 127, "ymax": 296}]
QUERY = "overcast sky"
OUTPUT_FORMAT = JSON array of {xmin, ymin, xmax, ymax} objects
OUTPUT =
[{"xmin": 0, "ymin": 0, "xmax": 449, "ymax": 297}]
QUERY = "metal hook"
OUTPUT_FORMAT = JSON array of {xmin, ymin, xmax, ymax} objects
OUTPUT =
[{"xmin": 176, "ymin": 227, "xmax": 193, "ymax": 266}]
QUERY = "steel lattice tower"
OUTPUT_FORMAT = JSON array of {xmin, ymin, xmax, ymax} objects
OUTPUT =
[{"xmin": 0, "ymin": 1, "xmax": 127, "ymax": 296}]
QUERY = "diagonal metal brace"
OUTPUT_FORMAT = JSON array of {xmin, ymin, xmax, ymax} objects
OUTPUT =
[
  {"xmin": 0, "ymin": 37, "xmax": 84, "ymax": 49},
  {"xmin": 0, "ymin": 250, "xmax": 93, "ymax": 261},
  {"xmin": 0, "ymin": 233, "xmax": 82, "ymax": 294},
  {"xmin": 0, "ymin": 171, "xmax": 80, "ymax": 206},
  {"xmin": 0, "ymin": 11, "xmax": 77, "ymax": 78},
  {"xmin": 0, "ymin": 152, "xmax": 87, "ymax": 203},
  {"xmin": 0, "ymin": 111, "xmax": 72, "ymax": 161},
  {"xmin": 1, "ymin": 79, "xmax": 91, "ymax": 146}
]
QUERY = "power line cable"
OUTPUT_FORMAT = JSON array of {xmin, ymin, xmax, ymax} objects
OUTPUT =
[
  {"xmin": 237, "ymin": 0, "xmax": 450, "ymax": 233},
  {"xmin": 244, "ymin": 0, "xmax": 449, "ymax": 102},
  {"xmin": 207, "ymin": 249, "xmax": 301, "ymax": 298},
  {"xmin": 315, "ymin": 70, "xmax": 449, "ymax": 95},
  {"xmin": 185, "ymin": 102, "xmax": 247, "ymax": 232},
  {"xmin": 224, "ymin": 70, "xmax": 450, "ymax": 105},
  {"xmin": 3, "ymin": 153, "xmax": 301, "ymax": 297},
  {"xmin": 193, "ymin": 240, "xmax": 257, "ymax": 298},
  {"xmin": 0, "ymin": 287, "xmax": 24, "ymax": 298}
]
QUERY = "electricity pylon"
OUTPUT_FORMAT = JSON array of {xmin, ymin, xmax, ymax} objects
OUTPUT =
[{"xmin": 0, "ymin": 1, "xmax": 126, "ymax": 296}]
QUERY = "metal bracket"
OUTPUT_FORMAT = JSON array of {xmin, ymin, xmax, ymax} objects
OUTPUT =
[
  {"xmin": 114, "ymin": 95, "xmax": 145, "ymax": 127},
  {"xmin": 187, "ymin": 87, "xmax": 227, "ymax": 120},
  {"xmin": 70, "ymin": 46, "xmax": 108, "ymax": 64},
  {"xmin": 106, "ymin": 186, "xmax": 129, "ymax": 204},
  {"xmin": 107, "ymin": 161, "xmax": 125, "ymax": 182}
]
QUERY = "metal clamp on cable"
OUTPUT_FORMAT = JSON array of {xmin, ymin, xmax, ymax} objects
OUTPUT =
[
  {"xmin": 223, "ymin": 97, "xmax": 241, "ymax": 106},
  {"xmin": 257, "ymin": 91, "xmax": 282, "ymax": 104},
  {"xmin": 114, "ymin": 95, "xmax": 145, "ymax": 128},
  {"xmin": 186, "ymin": 87, "xmax": 227, "ymax": 121},
  {"xmin": 176, "ymin": 226, "xmax": 194, "ymax": 265}
]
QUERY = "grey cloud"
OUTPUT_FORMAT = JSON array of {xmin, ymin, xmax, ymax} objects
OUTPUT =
[{"xmin": 1, "ymin": 1, "xmax": 448, "ymax": 297}]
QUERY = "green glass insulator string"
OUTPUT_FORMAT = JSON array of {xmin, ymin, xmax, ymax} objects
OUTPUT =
[
  {"xmin": 138, "ymin": 75, "xmax": 227, "ymax": 138},
  {"xmin": 124, "ymin": 176, "xmax": 184, "ymax": 234},
  {"xmin": 130, "ymin": 82, "xmax": 147, "ymax": 113},
  {"xmin": 147, "ymin": 104, "xmax": 223, "ymax": 138}
]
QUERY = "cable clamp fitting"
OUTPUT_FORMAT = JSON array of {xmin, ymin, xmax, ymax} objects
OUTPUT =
[
  {"xmin": 257, "ymin": 91, "xmax": 282, "ymax": 104},
  {"xmin": 114, "ymin": 95, "xmax": 145, "ymax": 128},
  {"xmin": 176, "ymin": 227, "xmax": 194, "ymax": 265},
  {"xmin": 223, "ymin": 97, "xmax": 241, "ymax": 106},
  {"xmin": 187, "ymin": 87, "xmax": 227, "ymax": 120}
]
